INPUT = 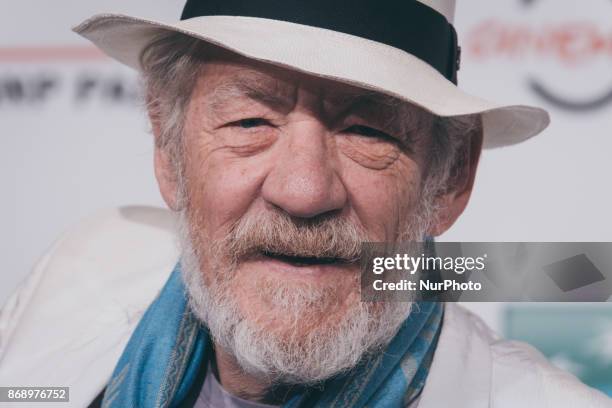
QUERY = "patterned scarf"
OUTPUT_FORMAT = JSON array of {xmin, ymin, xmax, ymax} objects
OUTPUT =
[{"xmin": 101, "ymin": 263, "xmax": 443, "ymax": 408}]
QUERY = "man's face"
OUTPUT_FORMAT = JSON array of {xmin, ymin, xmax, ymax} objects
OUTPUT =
[{"xmin": 165, "ymin": 52, "xmax": 439, "ymax": 382}]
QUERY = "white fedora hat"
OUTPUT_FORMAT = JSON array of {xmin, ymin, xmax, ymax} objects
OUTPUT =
[{"xmin": 73, "ymin": 0, "xmax": 550, "ymax": 148}]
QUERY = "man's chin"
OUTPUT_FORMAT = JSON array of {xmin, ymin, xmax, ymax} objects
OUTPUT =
[
  {"xmin": 230, "ymin": 268, "xmax": 362, "ymax": 337},
  {"xmin": 184, "ymin": 261, "xmax": 410, "ymax": 385},
  {"xmin": 227, "ymin": 303, "xmax": 374, "ymax": 384},
  {"xmin": 224, "ymin": 294, "xmax": 408, "ymax": 385}
]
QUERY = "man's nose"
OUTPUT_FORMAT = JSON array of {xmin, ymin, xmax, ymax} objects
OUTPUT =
[{"xmin": 261, "ymin": 121, "xmax": 347, "ymax": 218}]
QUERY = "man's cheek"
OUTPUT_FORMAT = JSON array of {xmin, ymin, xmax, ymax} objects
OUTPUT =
[
  {"xmin": 189, "ymin": 161, "xmax": 267, "ymax": 232},
  {"xmin": 342, "ymin": 172, "xmax": 416, "ymax": 241}
]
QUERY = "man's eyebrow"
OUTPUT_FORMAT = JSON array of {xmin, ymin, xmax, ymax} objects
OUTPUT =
[
  {"xmin": 330, "ymin": 91, "xmax": 423, "ymax": 126},
  {"xmin": 325, "ymin": 91, "xmax": 409, "ymax": 125},
  {"xmin": 207, "ymin": 75, "xmax": 295, "ymax": 113}
]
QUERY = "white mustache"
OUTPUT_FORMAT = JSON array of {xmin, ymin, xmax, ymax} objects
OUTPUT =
[{"xmin": 225, "ymin": 210, "xmax": 369, "ymax": 262}]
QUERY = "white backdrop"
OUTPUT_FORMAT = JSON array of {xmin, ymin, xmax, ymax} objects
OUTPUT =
[{"xmin": 2, "ymin": 0, "xmax": 611, "ymax": 333}]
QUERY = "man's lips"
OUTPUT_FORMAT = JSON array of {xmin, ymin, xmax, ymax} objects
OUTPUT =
[
  {"xmin": 238, "ymin": 250, "xmax": 359, "ymax": 278},
  {"xmin": 261, "ymin": 250, "xmax": 352, "ymax": 267}
]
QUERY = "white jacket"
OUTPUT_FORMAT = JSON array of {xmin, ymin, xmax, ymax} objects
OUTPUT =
[{"xmin": 0, "ymin": 206, "xmax": 610, "ymax": 408}]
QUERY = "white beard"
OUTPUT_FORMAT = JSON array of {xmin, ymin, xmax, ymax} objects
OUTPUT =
[{"xmin": 177, "ymin": 211, "xmax": 417, "ymax": 384}]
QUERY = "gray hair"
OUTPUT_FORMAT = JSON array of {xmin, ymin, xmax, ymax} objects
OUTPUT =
[{"xmin": 140, "ymin": 32, "xmax": 481, "ymax": 211}]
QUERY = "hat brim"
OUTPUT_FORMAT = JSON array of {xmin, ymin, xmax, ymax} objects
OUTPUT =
[{"xmin": 73, "ymin": 14, "xmax": 550, "ymax": 148}]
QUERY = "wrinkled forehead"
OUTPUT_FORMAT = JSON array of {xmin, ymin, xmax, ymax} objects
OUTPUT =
[{"xmin": 193, "ymin": 49, "xmax": 430, "ymax": 125}]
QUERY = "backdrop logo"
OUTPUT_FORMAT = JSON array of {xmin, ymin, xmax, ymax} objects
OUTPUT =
[
  {"xmin": 466, "ymin": 0, "xmax": 612, "ymax": 111},
  {"xmin": 0, "ymin": 46, "xmax": 139, "ymax": 108}
]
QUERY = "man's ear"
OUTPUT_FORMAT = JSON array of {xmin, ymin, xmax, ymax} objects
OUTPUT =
[
  {"xmin": 428, "ymin": 123, "xmax": 484, "ymax": 236},
  {"xmin": 148, "ymin": 97, "xmax": 182, "ymax": 211}
]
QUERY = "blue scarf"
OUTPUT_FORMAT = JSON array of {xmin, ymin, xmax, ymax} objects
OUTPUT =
[{"xmin": 101, "ymin": 263, "xmax": 443, "ymax": 408}]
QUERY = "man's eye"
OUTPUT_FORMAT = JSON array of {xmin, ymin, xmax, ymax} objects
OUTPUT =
[
  {"xmin": 344, "ymin": 125, "xmax": 394, "ymax": 141},
  {"xmin": 231, "ymin": 118, "xmax": 271, "ymax": 129}
]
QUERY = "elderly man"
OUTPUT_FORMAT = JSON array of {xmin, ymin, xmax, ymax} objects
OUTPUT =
[{"xmin": 0, "ymin": 0, "xmax": 610, "ymax": 407}]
